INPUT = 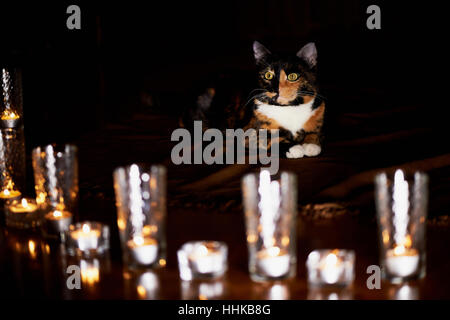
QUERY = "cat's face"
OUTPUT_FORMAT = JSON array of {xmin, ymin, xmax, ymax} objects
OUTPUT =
[{"xmin": 253, "ymin": 41, "xmax": 318, "ymax": 106}]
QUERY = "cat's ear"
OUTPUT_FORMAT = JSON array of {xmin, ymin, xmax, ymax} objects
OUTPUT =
[
  {"xmin": 253, "ymin": 41, "xmax": 271, "ymax": 64},
  {"xmin": 296, "ymin": 42, "xmax": 317, "ymax": 68}
]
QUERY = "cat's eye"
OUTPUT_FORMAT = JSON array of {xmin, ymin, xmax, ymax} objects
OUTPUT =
[
  {"xmin": 287, "ymin": 73, "xmax": 299, "ymax": 81},
  {"xmin": 264, "ymin": 71, "xmax": 274, "ymax": 80}
]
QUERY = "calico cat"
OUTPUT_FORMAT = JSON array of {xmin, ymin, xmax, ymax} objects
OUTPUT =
[{"xmin": 180, "ymin": 41, "xmax": 325, "ymax": 159}]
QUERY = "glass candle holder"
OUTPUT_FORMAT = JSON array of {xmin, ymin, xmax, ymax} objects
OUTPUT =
[
  {"xmin": 177, "ymin": 241, "xmax": 228, "ymax": 281},
  {"xmin": 375, "ymin": 169, "xmax": 428, "ymax": 283},
  {"xmin": 4, "ymin": 197, "xmax": 42, "ymax": 229},
  {"xmin": 0, "ymin": 67, "xmax": 23, "ymax": 128},
  {"xmin": 306, "ymin": 249, "xmax": 355, "ymax": 287},
  {"xmin": 241, "ymin": 170, "xmax": 298, "ymax": 282},
  {"xmin": 0, "ymin": 127, "xmax": 25, "ymax": 205},
  {"xmin": 32, "ymin": 144, "xmax": 79, "ymax": 239},
  {"xmin": 0, "ymin": 67, "xmax": 25, "ymax": 205},
  {"xmin": 113, "ymin": 164, "xmax": 167, "ymax": 269},
  {"xmin": 67, "ymin": 221, "xmax": 110, "ymax": 257}
]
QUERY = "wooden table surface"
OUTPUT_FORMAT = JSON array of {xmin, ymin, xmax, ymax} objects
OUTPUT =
[{"xmin": 1, "ymin": 203, "xmax": 450, "ymax": 300}]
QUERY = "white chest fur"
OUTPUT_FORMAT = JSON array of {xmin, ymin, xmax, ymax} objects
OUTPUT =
[{"xmin": 256, "ymin": 98, "xmax": 316, "ymax": 136}]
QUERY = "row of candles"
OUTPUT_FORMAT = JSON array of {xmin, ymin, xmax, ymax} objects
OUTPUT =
[
  {"xmin": 1, "ymin": 156, "xmax": 428, "ymax": 290},
  {"xmin": 0, "ymin": 67, "xmax": 428, "ymax": 295}
]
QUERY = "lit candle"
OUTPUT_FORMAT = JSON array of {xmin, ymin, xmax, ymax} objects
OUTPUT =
[
  {"xmin": 386, "ymin": 244, "xmax": 419, "ymax": 277},
  {"xmin": 188, "ymin": 242, "xmax": 226, "ymax": 275},
  {"xmin": 69, "ymin": 223, "xmax": 102, "ymax": 252},
  {"xmin": 8, "ymin": 198, "xmax": 38, "ymax": 213},
  {"xmin": 256, "ymin": 246, "xmax": 290, "ymax": 278},
  {"xmin": 319, "ymin": 250, "xmax": 344, "ymax": 284},
  {"xmin": 1, "ymin": 109, "xmax": 20, "ymax": 120},
  {"xmin": 44, "ymin": 209, "xmax": 73, "ymax": 234},
  {"xmin": 0, "ymin": 180, "xmax": 21, "ymax": 200},
  {"xmin": 5, "ymin": 198, "xmax": 40, "ymax": 228},
  {"xmin": 306, "ymin": 249, "xmax": 355, "ymax": 287},
  {"xmin": 127, "ymin": 235, "xmax": 159, "ymax": 265}
]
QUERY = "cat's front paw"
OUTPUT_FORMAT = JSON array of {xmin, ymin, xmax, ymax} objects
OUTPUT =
[
  {"xmin": 286, "ymin": 145, "xmax": 305, "ymax": 158},
  {"xmin": 302, "ymin": 143, "xmax": 321, "ymax": 157}
]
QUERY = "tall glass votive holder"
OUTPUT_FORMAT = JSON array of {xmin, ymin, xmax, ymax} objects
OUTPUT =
[
  {"xmin": 242, "ymin": 170, "xmax": 297, "ymax": 282},
  {"xmin": 0, "ymin": 67, "xmax": 26, "ymax": 206},
  {"xmin": 113, "ymin": 164, "xmax": 167, "ymax": 269},
  {"xmin": 32, "ymin": 144, "xmax": 79, "ymax": 240},
  {"xmin": 375, "ymin": 169, "xmax": 428, "ymax": 283}
]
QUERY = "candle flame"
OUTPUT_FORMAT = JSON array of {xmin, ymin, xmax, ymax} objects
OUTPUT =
[
  {"xmin": 394, "ymin": 245, "xmax": 406, "ymax": 256},
  {"xmin": 21, "ymin": 198, "xmax": 28, "ymax": 208},
  {"xmin": 1, "ymin": 109, "xmax": 19, "ymax": 120},
  {"xmin": 325, "ymin": 252, "xmax": 338, "ymax": 266},
  {"xmin": 267, "ymin": 246, "xmax": 281, "ymax": 257},
  {"xmin": 53, "ymin": 210, "xmax": 63, "ymax": 218},
  {"xmin": 82, "ymin": 223, "xmax": 91, "ymax": 233},
  {"xmin": 133, "ymin": 235, "xmax": 144, "ymax": 246}
]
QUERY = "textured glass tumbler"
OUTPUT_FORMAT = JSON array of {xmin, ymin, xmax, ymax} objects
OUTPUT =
[
  {"xmin": 0, "ymin": 67, "xmax": 25, "ymax": 204},
  {"xmin": 1, "ymin": 67, "xmax": 23, "ymax": 128},
  {"xmin": 375, "ymin": 169, "xmax": 428, "ymax": 283},
  {"xmin": 32, "ymin": 144, "xmax": 79, "ymax": 238},
  {"xmin": 114, "ymin": 164, "xmax": 167, "ymax": 269},
  {"xmin": 242, "ymin": 170, "xmax": 297, "ymax": 282}
]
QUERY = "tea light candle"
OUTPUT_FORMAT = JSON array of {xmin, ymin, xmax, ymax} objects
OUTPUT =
[
  {"xmin": 319, "ymin": 251, "xmax": 344, "ymax": 284},
  {"xmin": 178, "ymin": 241, "xmax": 228, "ymax": 281},
  {"xmin": 127, "ymin": 236, "xmax": 159, "ymax": 265},
  {"xmin": 44, "ymin": 209, "xmax": 73, "ymax": 234},
  {"xmin": 70, "ymin": 223, "xmax": 101, "ymax": 252},
  {"xmin": 188, "ymin": 242, "xmax": 226, "ymax": 275},
  {"xmin": 306, "ymin": 249, "xmax": 355, "ymax": 287},
  {"xmin": 5, "ymin": 198, "xmax": 40, "ymax": 228},
  {"xmin": 0, "ymin": 109, "xmax": 21, "ymax": 128},
  {"xmin": 0, "ymin": 181, "xmax": 21, "ymax": 201},
  {"xmin": 386, "ymin": 245, "xmax": 419, "ymax": 277},
  {"xmin": 256, "ymin": 246, "xmax": 291, "ymax": 278}
]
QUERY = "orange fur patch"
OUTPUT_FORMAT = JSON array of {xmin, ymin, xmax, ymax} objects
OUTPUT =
[
  {"xmin": 277, "ymin": 70, "xmax": 301, "ymax": 105},
  {"xmin": 303, "ymin": 102, "xmax": 325, "ymax": 132}
]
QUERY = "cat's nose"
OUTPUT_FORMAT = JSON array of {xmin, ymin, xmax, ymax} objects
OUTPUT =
[{"xmin": 269, "ymin": 94, "xmax": 279, "ymax": 104}]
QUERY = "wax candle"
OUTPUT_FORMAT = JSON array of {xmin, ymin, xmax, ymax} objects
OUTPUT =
[
  {"xmin": 188, "ymin": 242, "xmax": 226, "ymax": 275},
  {"xmin": 5, "ymin": 198, "xmax": 40, "ymax": 228},
  {"xmin": 256, "ymin": 246, "xmax": 290, "ymax": 278},
  {"xmin": 306, "ymin": 249, "xmax": 355, "ymax": 287},
  {"xmin": 0, "ymin": 180, "xmax": 21, "ymax": 200},
  {"xmin": 385, "ymin": 245, "xmax": 419, "ymax": 277},
  {"xmin": 70, "ymin": 223, "xmax": 101, "ymax": 252},
  {"xmin": 127, "ymin": 236, "xmax": 159, "ymax": 265},
  {"xmin": 44, "ymin": 209, "xmax": 73, "ymax": 234},
  {"xmin": 319, "ymin": 251, "xmax": 344, "ymax": 284},
  {"xmin": 1, "ymin": 109, "xmax": 20, "ymax": 120}
]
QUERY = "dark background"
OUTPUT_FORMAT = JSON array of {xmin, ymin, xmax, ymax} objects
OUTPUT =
[{"xmin": 0, "ymin": 0, "xmax": 446, "ymax": 144}]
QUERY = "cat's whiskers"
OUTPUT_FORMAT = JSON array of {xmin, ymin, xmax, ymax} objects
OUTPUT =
[
  {"xmin": 296, "ymin": 90, "xmax": 327, "ymax": 101},
  {"xmin": 244, "ymin": 92, "xmax": 267, "ymax": 107}
]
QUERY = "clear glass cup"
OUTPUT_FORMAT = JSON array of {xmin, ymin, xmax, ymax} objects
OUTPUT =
[
  {"xmin": 66, "ymin": 221, "xmax": 110, "ymax": 257},
  {"xmin": 241, "ymin": 170, "xmax": 298, "ymax": 281},
  {"xmin": 113, "ymin": 164, "xmax": 167, "ymax": 269},
  {"xmin": 375, "ymin": 169, "xmax": 428, "ymax": 283},
  {"xmin": 177, "ymin": 241, "xmax": 228, "ymax": 281},
  {"xmin": 32, "ymin": 144, "xmax": 79, "ymax": 238}
]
